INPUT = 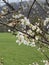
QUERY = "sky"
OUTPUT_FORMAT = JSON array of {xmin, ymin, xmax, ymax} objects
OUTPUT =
[
  {"xmin": 0, "ymin": 0, "xmax": 46, "ymax": 3},
  {"xmin": 0, "ymin": 0, "xmax": 29, "ymax": 6},
  {"xmin": 0, "ymin": 0, "xmax": 46, "ymax": 6}
]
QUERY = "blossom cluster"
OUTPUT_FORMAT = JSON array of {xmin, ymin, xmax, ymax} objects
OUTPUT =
[
  {"xmin": 1, "ymin": 6, "xmax": 8, "ymax": 15},
  {"xmin": 44, "ymin": 17, "xmax": 49, "ymax": 33},
  {"xmin": 11, "ymin": 13, "xmax": 43, "ymax": 47},
  {"xmin": 16, "ymin": 32, "xmax": 36, "ymax": 47}
]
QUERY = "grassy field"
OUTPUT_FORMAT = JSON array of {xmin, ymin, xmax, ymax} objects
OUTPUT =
[{"xmin": 0, "ymin": 33, "xmax": 49, "ymax": 65}]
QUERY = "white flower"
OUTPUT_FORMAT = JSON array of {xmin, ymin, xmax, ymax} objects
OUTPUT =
[
  {"xmin": 30, "ymin": 24, "xmax": 33, "ymax": 28},
  {"xmin": 16, "ymin": 40, "xmax": 19, "ymax": 43},
  {"xmin": 18, "ymin": 32, "xmax": 23, "ymax": 35},
  {"xmin": 21, "ymin": 19, "xmax": 25, "ymax": 25},
  {"xmin": 43, "ymin": 60, "xmax": 46, "ymax": 63},
  {"xmin": 18, "ymin": 14, "xmax": 24, "ymax": 17},
  {"xmin": 30, "ymin": 42, "xmax": 36, "ymax": 47},
  {"xmin": 47, "ymin": 11, "xmax": 49, "ymax": 14},
  {"xmin": 35, "ymin": 36, "xmax": 39, "ymax": 41},
  {"xmin": 27, "ymin": 30, "xmax": 32, "ymax": 34},
  {"xmin": 45, "ymin": 60, "xmax": 49, "ymax": 65},
  {"xmin": 32, "ymin": 39, "xmax": 35, "ymax": 42},
  {"xmin": 32, "ymin": 32, "xmax": 35, "ymax": 36},
  {"xmin": 32, "ymin": 42, "xmax": 35, "ymax": 45},
  {"xmin": 16, "ymin": 40, "xmax": 22, "ymax": 45},
  {"xmin": 20, "ymin": 34, "xmax": 24, "ymax": 39},
  {"xmin": 40, "ymin": 30, "xmax": 42, "ymax": 34},
  {"xmin": 32, "ymin": 25, "xmax": 37, "ymax": 30},
  {"xmin": 24, "ymin": 17, "xmax": 28, "ymax": 21},
  {"xmin": 47, "ymin": 25, "xmax": 49, "ymax": 29},
  {"xmin": 36, "ymin": 22, "xmax": 39, "ymax": 26},
  {"xmin": 32, "ymin": 62, "xmax": 39, "ymax": 65},
  {"xmin": 12, "ymin": 15, "xmax": 19, "ymax": 19},
  {"xmin": 46, "ymin": 18, "xmax": 49, "ymax": 21},
  {"xmin": 18, "ymin": 43, "xmax": 22, "ymax": 45},
  {"xmin": 45, "ymin": 60, "xmax": 48, "ymax": 63},
  {"xmin": 23, "ymin": 40, "xmax": 28, "ymax": 45},
  {"xmin": 44, "ymin": 18, "xmax": 49, "ymax": 26},
  {"xmin": 21, "ymin": 17, "xmax": 30, "ymax": 26},
  {"xmin": 35, "ymin": 62, "xmax": 39, "ymax": 65},
  {"xmin": 24, "ymin": 17, "xmax": 30, "ymax": 25},
  {"xmin": 8, "ymin": 29, "xmax": 11, "ymax": 32},
  {"xmin": 21, "ymin": 19, "xmax": 25, "ymax": 23},
  {"xmin": 26, "ymin": 20, "xmax": 30, "ymax": 25},
  {"xmin": 32, "ymin": 62, "xmax": 35, "ymax": 65},
  {"xmin": 36, "ymin": 27, "xmax": 40, "ymax": 33},
  {"xmin": 38, "ymin": 18, "xmax": 40, "ymax": 21},
  {"xmin": 1, "ymin": 11, "xmax": 5, "ymax": 14}
]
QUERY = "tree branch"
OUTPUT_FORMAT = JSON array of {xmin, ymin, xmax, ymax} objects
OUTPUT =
[
  {"xmin": 0, "ymin": 21, "xmax": 49, "ymax": 45},
  {"xmin": 27, "ymin": 0, "xmax": 36, "ymax": 18},
  {"xmin": 2, "ymin": 0, "xmax": 15, "ymax": 10}
]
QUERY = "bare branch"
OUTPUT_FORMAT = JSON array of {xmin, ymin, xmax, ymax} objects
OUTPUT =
[
  {"xmin": 2, "ymin": 0, "xmax": 15, "ymax": 10},
  {"xmin": 27, "ymin": 0, "xmax": 36, "ymax": 18}
]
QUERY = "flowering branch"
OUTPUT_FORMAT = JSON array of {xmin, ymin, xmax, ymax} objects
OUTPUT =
[{"xmin": 0, "ymin": 19, "xmax": 49, "ymax": 45}]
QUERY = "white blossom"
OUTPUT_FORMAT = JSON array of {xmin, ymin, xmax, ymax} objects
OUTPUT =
[
  {"xmin": 45, "ymin": 60, "xmax": 49, "ymax": 65},
  {"xmin": 18, "ymin": 14, "xmax": 24, "ymax": 17},
  {"xmin": 24, "ymin": 17, "xmax": 30, "ymax": 25},
  {"xmin": 27, "ymin": 30, "xmax": 32, "ymax": 34},
  {"xmin": 12, "ymin": 15, "xmax": 19, "ymax": 19},
  {"xmin": 21, "ymin": 19, "xmax": 25, "ymax": 24},
  {"xmin": 38, "ymin": 18, "xmax": 40, "ymax": 21},
  {"xmin": 40, "ymin": 30, "xmax": 42, "ymax": 34},
  {"xmin": 8, "ymin": 29, "xmax": 11, "ymax": 32},
  {"xmin": 36, "ymin": 27, "xmax": 40, "ymax": 33},
  {"xmin": 32, "ymin": 62, "xmax": 39, "ymax": 65},
  {"xmin": 35, "ymin": 36, "xmax": 39, "ymax": 41},
  {"xmin": 32, "ymin": 25, "xmax": 37, "ymax": 30},
  {"xmin": 30, "ymin": 42, "xmax": 36, "ymax": 47},
  {"xmin": 44, "ymin": 18, "xmax": 49, "ymax": 26},
  {"xmin": 43, "ymin": 60, "xmax": 46, "ymax": 63},
  {"xmin": 1, "ymin": 11, "xmax": 5, "ymax": 15},
  {"xmin": 36, "ymin": 22, "xmax": 39, "ymax": 26},
  {"xmin": 32, "ymin": 39, "xmax": 35, "ymax": 42}
]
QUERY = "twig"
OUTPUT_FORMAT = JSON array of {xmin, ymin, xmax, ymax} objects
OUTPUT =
[
  {"xmin": 2, "ymin": 0, "xmax": 15, "ymax": 10},
  {"xmin": 27, "ymin": 0, "xmax": 36, "ymax": 18}
]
